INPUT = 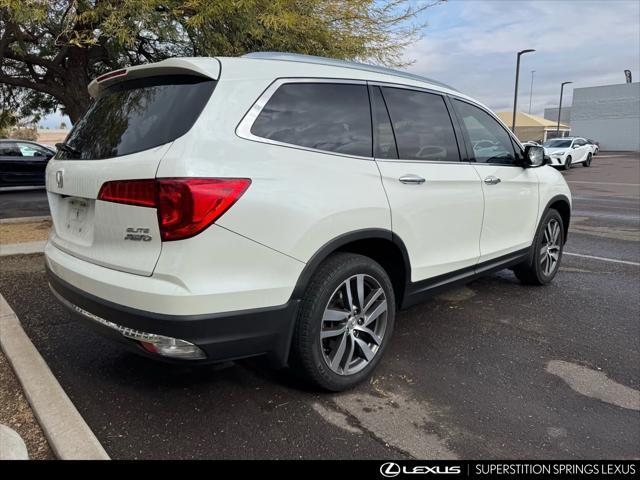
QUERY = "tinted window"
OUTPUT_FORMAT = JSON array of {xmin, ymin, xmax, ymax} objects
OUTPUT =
[
  {"xmin": 381, "ymin": 87, "xmax": 459, "ymax": 161},
  {"xmin": 58, "ymin": 75, "xmax": 216, "ymax": 160},
  {"xmin": 453, "ymin": 100, "xmax": 516, "ymax": 165},
  {"xmin": 370, "ymin": 87, "xmax": 397, "ymax": 159},
  {"xmin": 250, "ymin": 83, "xmax": 372, "ymax": 157},
  {"xmin": 0, "ymin": 142, "xmax": 22, "ymax": 157},
  {"xmin": 17, "ymin": 143, "xmax": 51, "ymax": 157},
  {"xmin": 544, "ymin": 139, "xmax": 572, "ymax": 148}
]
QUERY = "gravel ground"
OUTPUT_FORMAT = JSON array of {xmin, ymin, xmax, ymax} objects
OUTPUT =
[
  {"xmin": 0, "ymin": 349, "xmax": 54, "ymax": 460},
  {"xmin": 0, "ymin": 220, "xmax": 51, "ymax": 244}
]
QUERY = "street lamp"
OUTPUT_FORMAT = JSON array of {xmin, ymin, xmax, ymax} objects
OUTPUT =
[
  {"xmin": 528, "ymin": 70, "xmax": 536, "ymax": 114},
  {"xmin": 512, "ymin": 49, "xmax": 536, "ymax": 132},
  {"xmin": 556, "ymin": 81, "xmax": 573, "ymax": 136}
]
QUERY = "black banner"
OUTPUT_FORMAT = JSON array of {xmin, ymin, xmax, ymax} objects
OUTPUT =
[{"xmin": 1, "ymin": 459, "xmax": 638, "ymax": 477}]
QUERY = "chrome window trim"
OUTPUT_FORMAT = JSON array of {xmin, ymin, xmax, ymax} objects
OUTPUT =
[
  {"xmin": 236, "ymin": 76, "xmax": 523, "ymax": 167},
  {"xmin": 236, "ymin": 77, "xmax": 374, "ymax": 161}
]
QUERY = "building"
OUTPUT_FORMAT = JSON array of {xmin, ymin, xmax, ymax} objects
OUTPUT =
[
  {"xmin": 496, "ymin": 111, "xmax": 570, "ymax": 143},
  {"xmin": 544, "ymin": 106, "xmax": 571, "ymax": 125},
  {"xmin": 569, "ymin": 82, "xmax": 640, "ymax": 151}
]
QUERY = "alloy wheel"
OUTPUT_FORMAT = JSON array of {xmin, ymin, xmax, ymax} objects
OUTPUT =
[
  {"xmin": 320, "ymin": 274, "xmax": 388, "ymax": 375},
  {"xmin": 540, "ymin": 218, "xmax": 561, "ymax": 276}
]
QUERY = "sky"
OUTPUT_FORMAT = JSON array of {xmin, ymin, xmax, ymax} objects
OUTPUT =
[
  {"xmin": 406, "ymin": 0, "xmax": 640, "ymax": 115},
  {"xmin": 39, "ymin": 0, "xmax": 640, "ymax": 128}
]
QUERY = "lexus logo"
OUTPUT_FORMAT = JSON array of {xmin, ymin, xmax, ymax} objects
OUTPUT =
[
  {"xmin": 55, "ymin": 170, "xmax": 64, "ymax": 188},
  {"xmin": 380, "ymin": 462, "xmax": 401, "ymax": 477},
  {"xmin": 380, "ymin": 462, "xmax": 462, "ymax": 477}
]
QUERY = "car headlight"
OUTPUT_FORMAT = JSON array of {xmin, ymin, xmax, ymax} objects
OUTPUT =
[{"xmin": 552, "ymin": 151, "xmax": 566, "ymax": 157}]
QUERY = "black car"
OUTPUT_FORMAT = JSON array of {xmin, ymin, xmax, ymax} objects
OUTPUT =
[{"xmin": 0, "ymin": 139, "xmax": 55, "ymax": 187}]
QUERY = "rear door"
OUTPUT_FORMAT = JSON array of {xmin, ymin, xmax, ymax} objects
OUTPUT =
[
  {"xmin": 573, "ymin": 138, "xmax": 588, "ymax": 162},
  {"xmin": 372, "ymin": 85, "xmax": 484, "ymax": 281},
  {"xmin": 46, "ymin": 73, "xmax": 217, "ymax": 275},
  {"xmin": 451, "ymin": 98, "xmax": 539, "ymax": 262}
]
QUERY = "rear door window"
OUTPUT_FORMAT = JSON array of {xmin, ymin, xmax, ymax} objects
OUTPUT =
[
  {"xmin": 250, "ymin": 82, "xmax": 372, "ymax": 157},
  {"xmin": 380, "ymin": 87, "xmax": 460, "ymax": 162},
  {"xmin": 58, "ymin": 75, "xmax": 216, "ymax": 160},
  {"xmin": 0, "ymin": 142, "xmax": 22, "ymax": 157}
]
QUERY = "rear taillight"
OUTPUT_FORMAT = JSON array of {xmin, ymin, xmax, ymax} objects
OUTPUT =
[{"xmin": 98, "ymin": 178, "xmax": 251, "ymax": 241}]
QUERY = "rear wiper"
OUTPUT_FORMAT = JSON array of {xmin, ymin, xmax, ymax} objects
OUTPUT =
[{"xmin": 55, "ymin": 142, "xmax": 81, "ymax": 157}]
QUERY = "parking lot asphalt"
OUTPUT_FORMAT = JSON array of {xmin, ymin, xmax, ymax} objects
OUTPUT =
[
  {"xmin": 0, "ymin": 152, "xmax": 638, "ymax": 459},
  {"xmin": 0, "ymin": 188, "xmax": 49, "ymax": 219}
]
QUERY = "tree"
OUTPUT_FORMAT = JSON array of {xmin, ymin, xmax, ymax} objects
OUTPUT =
[{"xmin": 0, "ymin": 0, "xmax": 442, "ymax": 124}]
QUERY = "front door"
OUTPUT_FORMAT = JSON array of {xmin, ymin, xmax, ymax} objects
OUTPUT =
[{"xmin": 451, "ymin": 99, "xmax": 539, "ymax": 262}]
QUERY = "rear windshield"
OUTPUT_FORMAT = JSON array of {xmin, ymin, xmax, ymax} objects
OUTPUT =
[{"xmin": 57, "ymin": 75, "xmax": 216, "ymax": 160}]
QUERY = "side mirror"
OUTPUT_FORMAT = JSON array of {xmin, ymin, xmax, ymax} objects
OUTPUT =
[
  {"xmin": 572, "ymin": 144, "xmax": 579, "ymax": 149},
  {"xmin": 523, "ymin": 145, "xmax": 546, "ymax": 167}
]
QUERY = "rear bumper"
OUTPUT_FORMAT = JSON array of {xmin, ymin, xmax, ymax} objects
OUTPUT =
[{"xmin": 47, "ymin": 265, "xmax": 300, "ymax": 366}]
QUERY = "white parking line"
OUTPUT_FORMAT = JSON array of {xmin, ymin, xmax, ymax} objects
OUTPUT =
[{"xmin": 565, "ymin": 252, "xmax": 639, "ymax": 266}]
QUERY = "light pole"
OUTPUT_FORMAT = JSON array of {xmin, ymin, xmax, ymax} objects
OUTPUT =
[
  {"xmin": 556, "ymin": 81, "xmax": 573, "ymax": 137},
  {"xmin": 512, "ymin": 48, "xmax": 536, "ymax": 132},
  {"xmin": 528, "ymin": 70, "xmax": 536, "ymax": 114}
]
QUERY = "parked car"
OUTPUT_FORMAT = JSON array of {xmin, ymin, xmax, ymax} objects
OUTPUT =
[
  {"xmin": 45, "ymin": 53, "xmax": 571, "ymax": 391},
  {"xmin": 586, "ymin": 138, "xmax": 600, "ymax": 155},
  {"xmin": 543, "ymin": 137, "xmax": 593, "ymax": 169},
  {"xmin": 0, "ymin": 139, "xmax": 55, "ymax": 188}
]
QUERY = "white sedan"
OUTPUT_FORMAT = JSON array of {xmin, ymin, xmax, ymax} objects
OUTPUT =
[{"xmin": 543, "ymin": 137, "xmax": 593, "ymax": 170}]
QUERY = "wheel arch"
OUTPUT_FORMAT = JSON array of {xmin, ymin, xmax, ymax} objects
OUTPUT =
[
  {"xmin": 290, "ymin": 229, "xmax": 411, "ymax": 308},
  {"xmin": 543, "ymin": 194, "xmax": 571, "ymax": 244}
]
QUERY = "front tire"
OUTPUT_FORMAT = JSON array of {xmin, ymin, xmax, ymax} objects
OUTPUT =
[
  {"xmin": 290, "ymin": 253, "xmax": 395, "ymax": 391},
  {"xmin": 583, "ymin": 153, "xmax": 592, "ymax": 167},
  {"xmin": 513, "ymin": 209, "xmax": 564, "ymax": 285},
  {"xmin": 563, "ymin": 156, "xmax": 572, "ymax": 170}
]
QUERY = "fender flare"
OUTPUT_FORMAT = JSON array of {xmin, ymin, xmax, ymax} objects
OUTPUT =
[
  {"xmin": 541, "ymin": 193, "xmax": 571, "ymax": 243},
  {"xmin": 290, "ymin": 228, "xmax": 411, "ymax": 300}
]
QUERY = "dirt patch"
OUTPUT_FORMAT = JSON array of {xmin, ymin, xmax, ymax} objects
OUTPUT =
[
  {"xmin": 0, "ymin": 220, "xmax": 51, "ymax": 244},
  {"xmin": 0, "ymin": 349, "xmax": 54, "ymax": 459}
]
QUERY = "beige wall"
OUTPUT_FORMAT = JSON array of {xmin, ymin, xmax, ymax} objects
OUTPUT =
[{"xmin": 514, "ymin": 126, "xmax": 545, "ymax": 143}]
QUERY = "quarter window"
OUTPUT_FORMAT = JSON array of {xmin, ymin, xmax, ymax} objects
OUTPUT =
[
  {"xmin": 452, "ymin": 99, "xmax": 517, "ymax": 165},
  {"xmin": 250, "ymin": 83, "xmax": 372, "ymax": 157},
  {"xmin": 380, "ymin": 87, "xmax": 460, "ymax": 162}
]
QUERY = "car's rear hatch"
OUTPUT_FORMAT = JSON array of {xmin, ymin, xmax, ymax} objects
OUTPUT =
[{"xmin": 46, "ymin": 58, "xmax": 219, "ymax": 276}]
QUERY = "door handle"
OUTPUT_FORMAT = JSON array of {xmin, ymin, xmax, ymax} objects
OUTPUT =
[
  {"xmin": 484, "ymin": 175, "xmax": 501, "ymax": 185},
  {"xmin": 399, "ymin": 175, "xmax": 426, "ymax": 185}
]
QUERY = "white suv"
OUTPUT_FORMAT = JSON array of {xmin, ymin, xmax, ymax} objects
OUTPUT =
[
  {"xmin": 543, "ymin": 137, "xmax": 594, "ymax": 169},
  {"xmin": 45, "ymin": 53, "xmax": 571, "ymax": 391}
]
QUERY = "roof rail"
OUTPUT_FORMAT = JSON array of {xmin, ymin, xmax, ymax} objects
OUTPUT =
[{"xmin": 241, "ymin": 52, "xmax": 458, "ymax": 92}]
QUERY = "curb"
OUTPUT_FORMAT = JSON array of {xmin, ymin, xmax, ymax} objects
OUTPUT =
[
  {"xmin": 0, "ymin": 216, "xmax": 51, "ymax": 225},
  {"xmin": 0, "ymin": 424, "xmax": 29, "ymax": 460},
  {"xmin": 0, "ymin": 241, "xmax": 46, "ymax": 257},
  {"xmin": 0, "ymin": 294, "xmax": 110, "ymax": 460}
]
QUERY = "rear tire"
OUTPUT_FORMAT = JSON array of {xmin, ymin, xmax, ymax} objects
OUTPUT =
[
  {"xmin": 583, "ymin": 153, "xmax": 592, "ymax": 167},
  {"xmin": 290, "ymin": 252, "xmax": 395, "ymax": 391},
  {"xmin": 513, "ymin": 209, "xmax": 564, "ymax": 286},
  {"xmin": 563, "ymin": 156, "xmax": 572, "ymax": 170}
]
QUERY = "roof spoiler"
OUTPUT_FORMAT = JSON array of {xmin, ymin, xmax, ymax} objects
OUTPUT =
[{"xmin": 87, "ymin": 57, "xmax": 221, "ymax": 98}]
